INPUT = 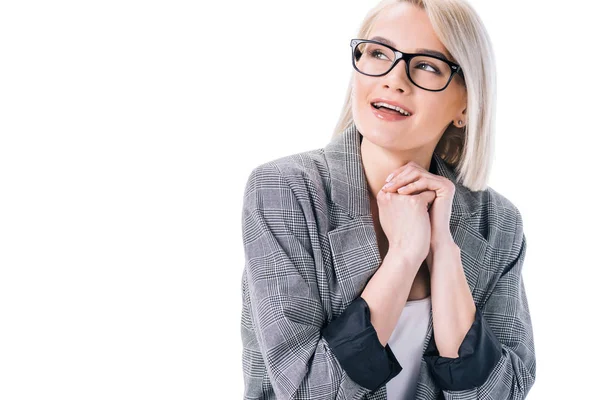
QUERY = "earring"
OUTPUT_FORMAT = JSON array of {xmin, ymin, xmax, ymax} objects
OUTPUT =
[{"xmin": 458, "ymin": 120, "xmax": 463, "ymax": 126}]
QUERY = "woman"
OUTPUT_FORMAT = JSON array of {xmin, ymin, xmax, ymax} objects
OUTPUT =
[{"xmin": 240, "ymin": 0, "xmax": 536, "ymax": 399}]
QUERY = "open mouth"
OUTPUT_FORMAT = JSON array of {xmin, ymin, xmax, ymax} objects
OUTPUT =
[{"xmin": 370, "ymin": 102, "xmax": 412, "ymax": 117}]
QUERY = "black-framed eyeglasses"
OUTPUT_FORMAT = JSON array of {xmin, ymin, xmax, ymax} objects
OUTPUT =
[{"xmin": 350, "ymin": 39, "xmax": 463, "ymax": 92}]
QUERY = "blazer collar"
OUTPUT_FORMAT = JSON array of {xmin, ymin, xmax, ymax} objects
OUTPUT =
[{"xmin": 323, "ymin": 121, "xmax": 477, "ymax": 219}]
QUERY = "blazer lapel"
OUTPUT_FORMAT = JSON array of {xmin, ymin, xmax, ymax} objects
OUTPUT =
[{"xmin": 323, "ymin": 122, "xmax": 486, "ymax": 399}]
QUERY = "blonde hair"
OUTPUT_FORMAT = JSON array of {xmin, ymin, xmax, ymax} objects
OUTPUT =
[{"xmin": 333, "ymin": 0, "xmax": 496, "ymax": 191}]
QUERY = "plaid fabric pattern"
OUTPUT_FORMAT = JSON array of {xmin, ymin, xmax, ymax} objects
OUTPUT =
[{"xmin": 240, "ymin": 122, "xmax": 536, "ymax": 399}]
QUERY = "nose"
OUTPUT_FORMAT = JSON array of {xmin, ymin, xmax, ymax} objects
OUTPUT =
[{"xmin": 383, "ymin": 57, "xmax": 412, "ymax": 92}]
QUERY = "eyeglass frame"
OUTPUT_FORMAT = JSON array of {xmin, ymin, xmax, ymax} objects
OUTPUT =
[{"xmin": 350, "ymin": 38, "xmax": 463, "ymax": 92}]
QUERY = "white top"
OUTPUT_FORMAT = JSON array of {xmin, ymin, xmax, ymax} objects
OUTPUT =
[{"xmin": 385, "ymin": 295, "xmax": 432, "ymax": 400}]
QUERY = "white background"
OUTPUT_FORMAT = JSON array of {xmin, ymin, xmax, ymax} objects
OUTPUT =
[{"xmin": 1, "ymin": 0, "xmax": 598, "ymax": 398}]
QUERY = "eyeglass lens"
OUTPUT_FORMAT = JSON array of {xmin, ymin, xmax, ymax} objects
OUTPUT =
[{"xmin": 353, "ymin": 42, "xmax": 452, "ymax": 90}]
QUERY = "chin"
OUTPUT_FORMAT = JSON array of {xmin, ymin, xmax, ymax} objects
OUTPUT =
[{"xmin": 357, "ymin": 118, "xmax": 408, "ymax": 145}]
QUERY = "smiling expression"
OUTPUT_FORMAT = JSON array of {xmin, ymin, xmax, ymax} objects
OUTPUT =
[{"xmin": 351, "ymin": 2, "xmax": 467, "ymax": 152}]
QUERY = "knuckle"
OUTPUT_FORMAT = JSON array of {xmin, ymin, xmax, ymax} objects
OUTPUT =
[{"xmin": 378, "ymin": 190, "xmax": 390, "ymax": 201}]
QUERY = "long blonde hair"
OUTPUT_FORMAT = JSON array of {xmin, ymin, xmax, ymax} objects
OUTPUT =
[{"xmin": 334, "ymin": 0, "xmax": 496, "ymax": 191}]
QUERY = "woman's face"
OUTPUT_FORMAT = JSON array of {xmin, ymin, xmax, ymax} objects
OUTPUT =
[{"xmin": 352, "ymin": 3, "xmax": 467, "ymax": 152}]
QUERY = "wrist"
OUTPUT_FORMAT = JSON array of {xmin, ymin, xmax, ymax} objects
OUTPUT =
[
  {"xmin": 430, "ymin": 233, "xmax": 457, "ymax": 253},
  {"xmin": 385, "ymin": 246, "xmax": 423, "ymax": 271},
  {"xmin": 430, "ymin": 240, "xmax": 459, "ymax": 257}
]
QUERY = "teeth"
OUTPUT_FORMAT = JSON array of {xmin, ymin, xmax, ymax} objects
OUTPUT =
[{"xmin": 372, "ymin": 102, "xmax": 411, "ymax": 116}]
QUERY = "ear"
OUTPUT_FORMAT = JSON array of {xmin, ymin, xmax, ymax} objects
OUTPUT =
[
  {"xmin": 454, "ymin": 109, "xmax": 467, "ymax": 129},
  {"xmin": 454, "ymin": 96, "xmax": 467, "ymax": 128}
]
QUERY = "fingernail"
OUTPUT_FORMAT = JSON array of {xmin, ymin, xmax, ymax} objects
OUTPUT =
[{"xmin": 385, "ymin": 172, "xmax": 395, "ymax": 182}]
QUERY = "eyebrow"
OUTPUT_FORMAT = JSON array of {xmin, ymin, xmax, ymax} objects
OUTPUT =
[{"xmin": 368, "ymin": 35, "xmax": 453, "ymax": 63}]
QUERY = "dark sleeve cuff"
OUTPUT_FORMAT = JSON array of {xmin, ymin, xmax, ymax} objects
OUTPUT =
[
  {"xmin": 423, "ymin": 305, "xmax": 503, "ymax": 391},
  {"xmin": 322, "ymin": 296, "xmax": 402, "ymax": 392}
]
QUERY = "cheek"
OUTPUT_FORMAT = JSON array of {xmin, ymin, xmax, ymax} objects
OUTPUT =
[
  {"xmin": 351, "ymin": 81, "xmax": 370, "ymax": 114},
  {"xmin": 352, "ymin": 74, "xmax": 372, "ymax": 100},
  {"xmin": 419, "ymin": 97, "xmax": 453, "ymax": 122}
]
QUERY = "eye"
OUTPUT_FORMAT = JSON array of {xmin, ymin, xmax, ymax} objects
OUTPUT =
[
  {"xmin": 415, "ymin": 62, "xmax": 440, "ymax": 74},
  {"xmin": 369, "ymin": 49, "xmax": 390, "ymax": 61}
]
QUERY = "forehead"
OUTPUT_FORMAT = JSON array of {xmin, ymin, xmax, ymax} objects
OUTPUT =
[{"xmin": 370, "ymin": 3, "xmax": 452, "ymax": 60}]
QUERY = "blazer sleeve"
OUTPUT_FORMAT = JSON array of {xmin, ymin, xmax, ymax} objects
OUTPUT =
[
  {"xmin": 241, "ymin": 165, "xmax": 401, "ymax": 400},
  {"xmin": 423, "ymin": 208, "xmax": 536, "ymax": 399}
]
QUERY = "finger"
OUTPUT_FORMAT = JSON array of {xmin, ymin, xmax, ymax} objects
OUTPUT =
[
  {"xmin": 383, "ymin": 169, "xmax": 420, "ymax": 192},
  {"xmin": 384, "ymin": 162, "xmax": 417, "ymax": 182},
  {"xmin": 423, "ymin": 189, "xmax": 437, "ymax": 204},
  {"xmin": 416, "ymin": 190, "xmax": 437, "ymax": 210},
  {"xmin": 396, "ymin": 178, "xmax": 428, "ymax": 194}
]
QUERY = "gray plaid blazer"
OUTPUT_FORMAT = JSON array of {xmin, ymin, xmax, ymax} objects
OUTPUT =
[{"xmin": 240, "ymin": 122, "xmax": 536, "ymax": 399}]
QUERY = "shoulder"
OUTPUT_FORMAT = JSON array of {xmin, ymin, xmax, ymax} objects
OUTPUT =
[
  {"xmin": 472, "ymin": 185, "xmax": 523, "ymax": 227},
  {"xmin": 241, "ymin": 147, "xmax": 330, "ymax": 252},
  {"xmin": 243, "ymin": 146, "xmax": 329, "ymax": 203}
]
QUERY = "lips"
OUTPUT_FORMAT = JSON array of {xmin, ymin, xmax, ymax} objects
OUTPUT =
[
  {"xmin": 372, "ymin": 104, "xmax": 401, "ymax": 115},
  {"xmin": 370, "ymin": 98, "xmax": 414, "ymax": 115},
  {"xmin": 370, "ymin": 102, "xmax": 411, "ymax": 121},
  {"xmin": 371, "ymin": 103, "xmax": 409, "ymax": 116}
]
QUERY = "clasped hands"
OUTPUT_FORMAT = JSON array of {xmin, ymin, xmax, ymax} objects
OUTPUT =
[{"xmin": 379, "ymin": 161, "xmax": 457, "ymax": 268}]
